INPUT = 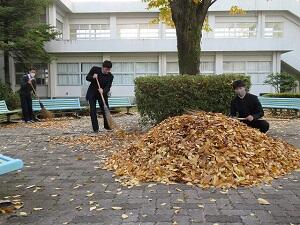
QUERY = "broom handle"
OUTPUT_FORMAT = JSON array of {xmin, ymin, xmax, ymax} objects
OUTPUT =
[
  {"xmin": 95, "ymin": 76, "xmax": 107, "ymax": 107},
  {"xmin": 29, "ymin": 81, "xmax": 40, "ymax": 100}
]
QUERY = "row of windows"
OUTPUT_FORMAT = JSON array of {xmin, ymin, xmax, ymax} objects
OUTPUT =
[
  {"xmin": 57, "ymin": 22, "xmax": 283, "ymax": 40},
  {"xmin": 14, "ymin": 61, "xmax": 272, "ymax": 86},
  {"xmin": 56, "ymin": 61, "xmax": 271, "ymax": 86}
]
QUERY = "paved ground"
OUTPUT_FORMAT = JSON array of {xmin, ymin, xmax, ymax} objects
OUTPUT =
[{"xmin": 0, "ymin": 115, "xmax": 299, "ymax": 225}]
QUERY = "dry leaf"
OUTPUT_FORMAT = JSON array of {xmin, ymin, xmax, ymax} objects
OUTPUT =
[
  {"xmin": 112, "ymin": 207, "xmax": 122, "ymax": 210},
  {"xmin": 257, "ymin": 198, "xmax": 270, "ymax": 205},
  {"xmin": 19, "ymin": 212, "xmax": 28, "ymax": 216},
  {"xmin": 33, "ymin": 208, "xmax": 43, "ymax": 211},
  {"xmin": 121, "ymin": 214, "xmax": 129, "ymax": 219}
]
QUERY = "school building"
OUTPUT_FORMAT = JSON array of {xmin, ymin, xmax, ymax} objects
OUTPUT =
[{"xmin": 0, "ymin": 0, "xmax": 300, "ymax": 98}]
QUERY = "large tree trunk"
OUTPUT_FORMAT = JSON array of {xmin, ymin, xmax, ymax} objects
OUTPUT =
[{"xmin": 170, "ymin": 0, "xmax": 211, "ymax": 75}]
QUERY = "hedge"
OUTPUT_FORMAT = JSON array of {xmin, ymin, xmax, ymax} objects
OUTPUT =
[
  {"xmin": 135, "ymin": 74, "xmax": 250, "ymax": 124},
  {"xmin": 0, "ymin": 81, "xmax": 20, "ymax": 109},
  {"xmin": 263, "ymin": 93, "xmax": 300, "ymax": 98}
]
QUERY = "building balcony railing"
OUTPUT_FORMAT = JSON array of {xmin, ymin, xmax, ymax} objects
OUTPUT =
[{"xmin": 45, "ymin": 38, "xmax": 293, "ymax": 53}]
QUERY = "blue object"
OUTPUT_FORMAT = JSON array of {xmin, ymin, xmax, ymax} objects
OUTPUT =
[
  {"xmin": 32, "ymin": 98, "xmax": 84, "ymax": 111},
  {"xmin": 0, "ymin": 154, "xmax": 23, "ymax": 175},
  {"xmin": 258, "ymin": 97, "xmax": 300, "ymax": 110}
]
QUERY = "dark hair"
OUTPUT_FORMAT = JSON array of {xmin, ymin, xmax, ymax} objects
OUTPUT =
[
  {"xmin": 232, "ymin": 80, "xmax": 246, "ymax": 89},
  {"xmin": 29, "ymin": 67, "xmax": 37, "ymax": 71},
  {"xmin": 103, "ymin": 60, "xmax": 112, "ymax": 69}
]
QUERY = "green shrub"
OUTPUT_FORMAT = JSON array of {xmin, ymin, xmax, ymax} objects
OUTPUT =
[
  {"xmin": 135, "ymin": 74, "xmax": 251, "ymax": 124},
  {"xmin": 0, "ymin": 81, "xmax": 20, "ymax": 109},
  {"xmin": 263, "ymin": 93, "xmax": 300, "ymax": 98}
]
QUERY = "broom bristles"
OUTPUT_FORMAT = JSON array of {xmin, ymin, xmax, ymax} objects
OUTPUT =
[{"xmin": 40, "ymin": 108, "xmax": 54, "ymax": 119}]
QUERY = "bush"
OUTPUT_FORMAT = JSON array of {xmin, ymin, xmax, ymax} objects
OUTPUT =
[
  {"xmin": 264, "ymin": 72, "xmax": 297, "ymax": 93},
  {"xmin": 263, "ymin": 93, "xmax": 300, "ymax": 98},
  {"xmin": 0, "ymin": 81, "xmax": 20, "ymax": 109},
  {"xmin": 135, "ymin": 74, "xmax": 250, "ymax": 124}
]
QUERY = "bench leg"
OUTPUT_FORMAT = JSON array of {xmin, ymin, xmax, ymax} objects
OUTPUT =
[{"xmin": 7, "ymin": 114, "xmax": 11, "ymax": 122}]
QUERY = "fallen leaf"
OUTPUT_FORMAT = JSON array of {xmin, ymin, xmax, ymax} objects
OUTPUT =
[
  {"xmin": 112, "ymin": 207, "xmax": 122, "ymax": 210},
  {"xmin": 121, "ymin": 214, "xmax": 128, "ymax": 219},
  {"xmin": 257, "ymin": 198, "xmax": 270, "ymax": 205}
]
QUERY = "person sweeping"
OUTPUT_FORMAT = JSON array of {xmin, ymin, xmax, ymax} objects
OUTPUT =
[
  {"xmin": 86, "ymin": 60, "xmax": 114, "ymax": 133},
  {"xmin": 19, "ymin": 67, "xmax": 37, "ymax": 123}
]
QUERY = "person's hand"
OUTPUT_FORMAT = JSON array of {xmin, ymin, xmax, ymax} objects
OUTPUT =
[
  {"xmin": 98, "ymin": 88, "xmax": 103, "ymax": 94},
  {"xmin": 246, "ymin": 115, "xmax": 254, "ymax": 121},
  {"xmin": 93, "ymin": 74, "xmax": 98, "ymax": 79},
  {"xmin": 27, "ymin": 79, "xmax": 32, "ymax": 84}
]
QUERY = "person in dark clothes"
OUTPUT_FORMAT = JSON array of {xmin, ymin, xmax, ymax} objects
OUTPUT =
[
  {"xmin": 230, "ymin": 80, "xmax": 269, "ymax": 133},
  {"xmin": 86, "ymin": 60, "xmax": 114, "ymax": 133},
  {"xmin": 19, "ymin": 67, "xmax": 37, "ymax": 123}
]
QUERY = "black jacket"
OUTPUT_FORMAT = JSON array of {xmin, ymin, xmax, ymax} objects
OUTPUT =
[
  {"xmin": 20, "ymin": 74, "xmax": 36, "ymax": 97},
  {"xmin": 230, "ymin": 93, "xmax": 264, "ymax": 120},
  {"xmin": 85, "ymin": 66, "xmax": 114, "ymax": 101}
]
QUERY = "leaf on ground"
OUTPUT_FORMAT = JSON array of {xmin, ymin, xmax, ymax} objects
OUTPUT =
[
  {"xmin": 33, "ymin": 208, "xmax": 43, "ymax": 211},
  {"xmin": 112, "ymin": 207, "xmax": 122, "ymax": 210},
  {"xmin": 257, "ymin": 198, "xmax": 270, "ymax": 205},
  {"xmin": 121, "ymin": 214, "xmax": 129, "ymax": 219}
]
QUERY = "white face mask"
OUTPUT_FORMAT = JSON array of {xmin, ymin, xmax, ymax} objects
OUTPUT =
[{"xmin": 30, "ymin": 72, "xmax": 36, "ymax": 78}]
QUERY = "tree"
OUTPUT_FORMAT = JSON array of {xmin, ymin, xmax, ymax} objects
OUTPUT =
[
  {"xmin": 264, "ymin": 72, "xmax": 297, "ymax": 93},
  {"xmin": 144, "ymin": 0, "xmax": 245, "ymax": 75},
  {"xmin": 0, "ymin": 0, "xmax": 58, "ymax": 86}
]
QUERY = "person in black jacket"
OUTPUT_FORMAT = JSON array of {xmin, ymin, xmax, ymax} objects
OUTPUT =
[
  {"xmin": 20, "ymin": 67, "xmax": 37, "ymax": 123},
  {"xmin": 230, "ymin": 80, "xmax": 269, "ymax": 133},
  {"xmin": 86, "ymin": 60, "xmax": 114, "ymax": 132}
]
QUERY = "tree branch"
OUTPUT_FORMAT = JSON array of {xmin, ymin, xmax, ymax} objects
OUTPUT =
[{"xmin": 210, "ymin": 0, "xmax": 218, "ymax": 6}]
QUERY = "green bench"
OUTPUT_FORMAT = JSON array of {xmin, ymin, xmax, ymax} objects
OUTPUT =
[
  {"xmin": 258, "ymin": 97, "xmax": 300, "ymax": 115},
  {"xmin": 96, "ymin": 97, "xmax": 136, "ymax": 114},
  {"xmin": 32, "ymin": 98, "xmax": 85, "ymax": 112},
  {"xmin": 0, "ymin": 100, "xmax": 21, "ymax": 122}
]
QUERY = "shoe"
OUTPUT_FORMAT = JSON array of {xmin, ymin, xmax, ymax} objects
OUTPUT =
[
  {"xmin": 93, "ymin": 130, "xmax": 99, "ymax": 133},
  {"xmin": 28, "ymin": 120, "xmax": 35, "ymax": 123}
]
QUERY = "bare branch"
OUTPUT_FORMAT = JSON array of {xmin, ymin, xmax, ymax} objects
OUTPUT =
[{"xmin": 210, "ymin": 0, "xmax": 218, "ymax": 6}]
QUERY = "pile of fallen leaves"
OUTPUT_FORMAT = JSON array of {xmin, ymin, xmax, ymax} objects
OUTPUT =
[{"xmin": 104, "ymin": 112, "xmax": 300, "ymax": 188}]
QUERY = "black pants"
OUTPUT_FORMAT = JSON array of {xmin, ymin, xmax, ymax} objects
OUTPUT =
[
  {"xmin": 89, "ymin": 97, "xmax": 109, "ymax": 132},
  {"xmin": 243, "ymin": 119, "xmax": 270, "ymax": 133},
  {"xmin": 20, "ymin": 94, "xmax": 33, "ymax": 122}
]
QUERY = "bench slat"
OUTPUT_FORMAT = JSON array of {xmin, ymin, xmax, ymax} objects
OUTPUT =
[{"xmin": 258, "ymin": 97, "xmax": 300, "ymax": 110}]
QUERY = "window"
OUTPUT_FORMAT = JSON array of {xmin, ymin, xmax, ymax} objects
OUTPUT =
[
  {"xmin": 223, "ymin": 61, "xmax": 246, "ymax": 73},
  {"xmin": 264, "ymin": 22, "xmax": 283, "ymax": 38},
  {"xmin": 112, "ymin": 62, "xmax": 159, "ymax": 85},
  {"xmin": 112, "ymin": 62, "xmax": 134, "ymax": 85},
  {"xmin": 165, "ymin": 26, "xmax": 176, "ymax": 39},
  {"xmin": 57, "ymin": 63, "xmax": 80, "ymax": 86},
  {"xmin": 117, "ymin": 24, "xmax": 159, "ymax": 39},
  {"xmin": 247, "ymin": 61, "xmax": 272, "ymax": 85},
  {"xmin": 215, "ymin": 22, "xmax": 257, "ymax": 38},
  {"xmin": 81, "ymin": 63, "xmax": 102, "ymax": 86},
  {"xmin": 166, "ymin": 62, "xmax": 179, "ymax": 74},
  {"xmin": 200, "ymin": 62, "xmax": 215, "ymax": 74},
  {"xmin": 56, "ymin": 19, "xmax": 63, "ymax": 40},
  {"xmin": 70, "ymin": 24, "xmax": 110, "ymax": 40},
  {"xmin": 15, "ymin": 63, "xmax": 48, "ymax": 85},
  {"xmin": 135, "ymin": 62, "xmax": 159, "ymax": 77}
]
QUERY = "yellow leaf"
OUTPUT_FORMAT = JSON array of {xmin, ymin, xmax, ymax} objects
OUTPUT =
[
  {"xmin": 112, "ymin": 207, "xmax": 122, "ymax": 210},
  {"xmin": 121, "ymin": 214, "xmax": 129, "ymax": 219}
]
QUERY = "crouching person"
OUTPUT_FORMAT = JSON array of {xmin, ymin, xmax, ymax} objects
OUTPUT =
[{"xmin": 230, "ymin": 80, "xmax": 269, "ymax": 133}]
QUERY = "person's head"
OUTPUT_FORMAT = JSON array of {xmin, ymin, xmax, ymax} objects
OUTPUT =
[
  {"xmin": 29, "ymin": 67, "xmax": 37, "ymax": 78},
  {"xmin": 102, "ymin": 60, "xmax": 112, "ymax": 74},
  {"xmin": 232, "ymin": 80, "xmax": 247, "ymax": 97}
]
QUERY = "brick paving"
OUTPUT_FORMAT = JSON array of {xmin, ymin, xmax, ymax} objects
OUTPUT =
[{"xmin": 0, "ymin": 115, "xmax": 299, "ymax": 225}]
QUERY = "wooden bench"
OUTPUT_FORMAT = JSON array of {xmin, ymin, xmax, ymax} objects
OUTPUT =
[
  {"xmin": 0, "ymin": 154, "xmax": 23, "ymax": 175},
  {"xmin": 258, "ymin": 97, "xmax": 300, "ymax": 115},
  {"xmin": 32, "ymin": 98, "xmax": 85, "ymax": 112},
  {"xmin": 96, "ymin": 97, "xmax": 136, "ymax": 114},
  {"xmin": 0, "ymin": 100, "xmax": 21, "ymax": 122}
]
